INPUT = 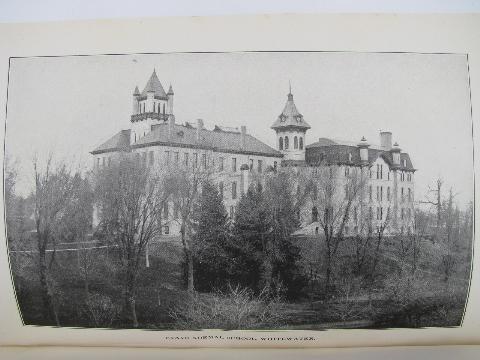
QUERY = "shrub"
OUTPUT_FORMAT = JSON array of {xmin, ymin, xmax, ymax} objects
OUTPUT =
[
  {"xmin": 169, "ymin": 285, "xmax": 286, "ymax": 330},
  {"xmin": 83, "ymin": 293, "xmax": 121, "ymax": 327}
]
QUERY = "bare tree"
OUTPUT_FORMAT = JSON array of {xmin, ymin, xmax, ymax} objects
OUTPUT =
[
  {"xmin": 308, "ymin": 165, "xmax": 368, "ymax": 296},
  {"xmin": 94, "ymin": 155, "xmax": 167, "ymax": 327},
  {"xmin": 32, "ymin": 155, "xmax": 84, "ymax": 325},
  {"xmin": 169, "ymin": 165, "xmax": 209, "ymax": 293},
  {"xmin": 420, "ymin": 178, "xmax": 443, "ymax": 236}
]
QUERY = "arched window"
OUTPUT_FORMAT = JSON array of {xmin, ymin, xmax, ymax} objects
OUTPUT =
[
  {"xmin": 299, "ymin": 137, "xmax": 304, "ymax": 150},
  {"xmin": 312, "ymin": 206, "xmax": 318, "ymax": 222},
  {"xmin": 279, "ymin": 137, "xmax": 283, "ymax": 150},
  {"xmin": 284, "ymin": 136, "xmax": 289, "ymax": 149},
  {"xmin": 294, "ymin": 136, "xmax": 298, "ymax": 149}
]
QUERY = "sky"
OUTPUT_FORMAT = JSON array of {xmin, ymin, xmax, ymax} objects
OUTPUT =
[{"xmin": 5, "ymin": 52, "xmax": 473, "ymax": 208}]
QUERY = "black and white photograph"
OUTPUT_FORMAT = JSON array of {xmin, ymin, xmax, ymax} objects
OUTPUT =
[{"xmin": 4, "ymin": 51, "xmax": 474, "ymax": 330}]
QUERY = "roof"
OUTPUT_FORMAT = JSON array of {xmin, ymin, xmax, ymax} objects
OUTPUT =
[
  {"xmin": 91, "ymin": 130, "xmax": 131, "ymax": 155},
  {"xmin": 132, "ymin": 123, "xmax": 282, "ymax": 157},
  {"xmin": 271, "ymin": 92, "xmax": 311, "ymax": 131},
  {"xmin": 141, "ymin": 70, "xmax": 167, "ymax": 98},
  {"xmin": 305, "ymin": 137, "xmax": 415, "ymax": 171}
]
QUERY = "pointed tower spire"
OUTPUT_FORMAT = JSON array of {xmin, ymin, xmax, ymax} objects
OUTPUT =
[
  {"xmin": 133, "ymin": 85, "xmax": 140, "ymax": 96},
  {"xmin": 167, "ymin": 84, "xmax": 174, "ymax": 95}
]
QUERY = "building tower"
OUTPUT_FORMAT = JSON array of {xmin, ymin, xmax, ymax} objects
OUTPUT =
[
  {"xmin": 271, "ymin": 85, "xmax": 310, "ymax": 162},
  {"xmin": 130, "ymin": 69, "xmax": 174, "ymax": 144}
]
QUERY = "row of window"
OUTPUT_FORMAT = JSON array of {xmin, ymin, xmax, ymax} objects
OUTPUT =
[
  {"xmin": 368, "ymin": 165, "xmax": 413, "ymax": 182},
  {"xmin": 137, "ymin": 101, "xmax": 166, "ymax": 114},
  {"xmin": 368, "ymin": 185, "xmax": 413, "ymax": 203},
  {"xmin": 218, "ymin": 181, "xmax": 237, "ymax": 200},
  {"xmin": 400, "ymin": 172, "xmax": 413, "ymax": 182},
  {"xmin": 96, "ymin": 156, "xmax": 112, "ymax": 168},
  {"xmin": 279, "ymin": 135, "xmax": 304, "ymax": 151}
]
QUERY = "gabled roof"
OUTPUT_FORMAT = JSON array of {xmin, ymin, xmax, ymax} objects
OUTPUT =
[
  {"xmin": 271, "ymin": 92, "xmax": 311, "ymax": 131},
  {"xmin": 305, "ymin": 137, "xmax": 415, "ymax": 171},
  {"xmin": 91, "ymin": 130, "xmax": 131, "ymax": 155},
  {"xmin": 141, "ymin": 70, "xmax": 167, "ymax": 98},
  {"xmin": 132, "ymin": 123, "xmax": 282, "ymax": 157}
]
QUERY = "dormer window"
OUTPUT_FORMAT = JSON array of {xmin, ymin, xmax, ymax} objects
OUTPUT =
[
  {"xmin": 348, "ymin": 152, "xmax": 352, "ymax": 162},
  {"xmin": 402, "ymin": 159, "xmax": 407, "ymax": 167}
]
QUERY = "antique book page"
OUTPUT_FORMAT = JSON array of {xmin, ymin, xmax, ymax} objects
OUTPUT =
[{"xmin": 0, "ymin": 14, "xmax": 479, "ymax": 348}]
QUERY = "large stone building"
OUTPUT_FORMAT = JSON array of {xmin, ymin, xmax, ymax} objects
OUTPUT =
[{"xmin": 91, "ymin": 70, "xmax": 416, "ymax": 237}]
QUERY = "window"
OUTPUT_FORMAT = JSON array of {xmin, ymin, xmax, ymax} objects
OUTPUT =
[
  {"xmin": 345, "ymin": 166, "xmax": 350, "ymax": 176},
  {"xmin": 369, "ymin": 185, "xmax": 372, "ymax": 202},
  {"xmin": 142, "ymin": 153, "xmax": 147, "ymax": 166},
  {"xmin": 380, "ymin": 186, "xmax": 383, "ymax": 201},
  {"xmin": 348, "ymin": 152, "xmax": 352, "ymax": 162},
  {"xmin": 408, "ymin": 188, "xmax": 412, "ymax": 202},
  {"xmin": 369, "ymin": 169, "xmax": 373, "ymax": 179},
  {"xmin": 369, "ymin": 207, "xmax": 373, "ymax": 220},
  {"xmin": 232, "ymin": 182, "xmax": 237, "ymax": 199},
  {"xmin": 387, "ymin": 187, "xmax": 391, "ymax": 201},
  {"xmin": 163, "ymin": 103, "xmax": 166, "ymax": 114},
  {"xmin": 273, "ymin": 161, "xmax": 278, "ymax": 170},
  {"xmin": 279, "ymin": 137, "xmax": 283, "ymax": 150},
  {"xmin": 219, "ymin": 157, "xmax": 224, "ymax": 171},
  {"xmin": 219, "ymin": 181, "xmax": 224, "ymax": 199},
  {"xmin": 249, "ymin": 159, "xmax": 253, "ymax": 171},
  {"xmin": 313, "ymin": 184, "xmax": 318, "ymax": 200},
  {"xmin": 299, "ymin": 137, "xmax": 304, "ymax": 150},
  {"xmin": 230, "ymin": 205, "xmax": 235, "ymax": 219},
  {"xmin": 174, "ymin": 152, "xmax": 179, "ymax": 164},
  {"xmin": 149, "ymin": 151, "xmax": 154, "ymax": 166},
  {"xmin": 401, "ymin": 188, "xmax": 404, "ymax": 202},
  {"xmin": 376, "ymin": 164, "xmax": 380, "ymax": 179},
  {"xmin": 184, "ymin": 153, "xmax": 189, "ymax": 166},
  {"xmin": 380, "ymin": 165, "xmax": 383, "ymax": 179},
  {"xmin": 102, "ymin": 157, "xmax": 105, "ymax": 167},
  {"xmin": 173, "ymin": 203, "xmax": 179, "ymax": 219},
  {"xmin": 284, "ymin": 136, "xmax": 289, "ymax": 149},
  {"xmin": 165, "ymin": 151, "xmax": 171, "ymax": 164},
  {"xmin": 232, "ymin": 157, "xmax": 237, "ymax": 172},
  {"xmin": 324, "ymin": 208, "xmax": 330, "ymax": 224},
  {"xmin": 376, "ymin": 186, "xmax": 379, "ymax": 201},
  {"xmin": 388, "ymin": 171, "xmax": 390, "ymax": 180},
  {"xmin": 354, "ymin": 207, "xmax": 358, "ymax": 223},
  {"xmin": 311, "ymin": 207, "xmax": 318, "ymax": 222},
  {"xmin": 163, "ymin": 225, "xmax": 169, "ymax": 235},
  {"xmin": 163, "ymin": 202, "xmax": 169, "ymax": 219},
  {"xmin": 401, "ymin": 208, "xmax": 404, "ymax": 220},
  {"xmin": 403, "ymin": 159, "xmax": 407, "ymax": 167},
  {"xmin": 193, "ymin": 153, "xmax": 198, "ymax": 168},
  {"xmin": 108, "ymin": 157, "xmax": 111, "ymax": 167},
  {"xmin": 294, "ymin": 136, "xmax": 298, "ymax": 149},
  {"xmin": 257, "ymin": 160, "xmax": 263, "ymax": 173},
  {"xmin": 96, "ymin": 158, "xmax": 100, "ymax": 168},
  {"xmin": 202, "ymin": 154, "xmax": 207, "ymax": 169}
]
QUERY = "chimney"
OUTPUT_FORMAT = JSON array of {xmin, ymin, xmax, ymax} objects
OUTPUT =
[
  {"xmin": 240, "ymin": 126, "xmax": 247, "ymax": 150},
  {"xmin": 380, "ymin": 131, "xmax": 392, "ymax": 150},
  {"xmin": 196, "ymin": 119, "xmax": 204, "ymax": 142}
]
